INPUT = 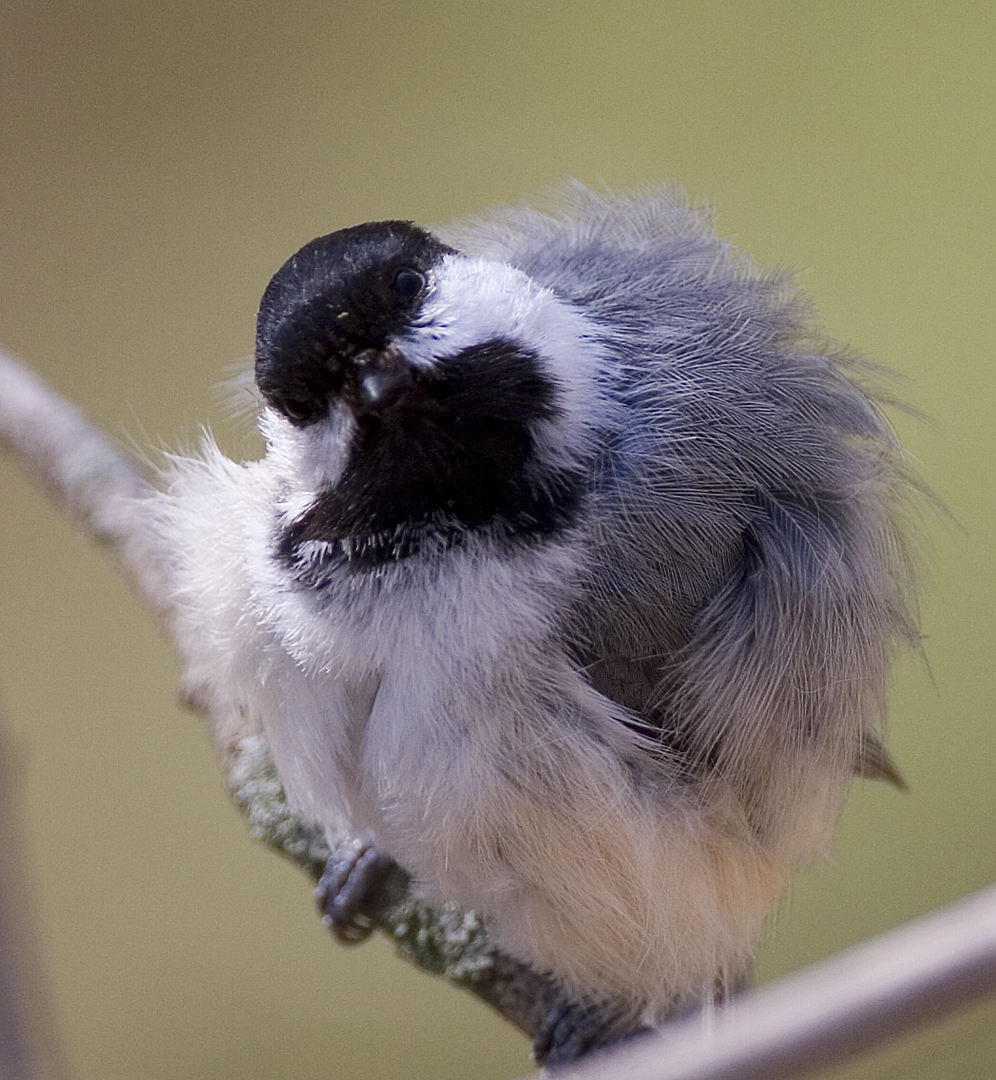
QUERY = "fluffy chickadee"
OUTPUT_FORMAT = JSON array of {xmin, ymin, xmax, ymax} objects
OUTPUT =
[{"xmin": 157, "ymin": 183, "xmax": 918, "ymax": 1060}]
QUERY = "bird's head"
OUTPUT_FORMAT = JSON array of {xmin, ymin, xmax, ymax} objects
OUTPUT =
[{"xmin": 255, "ymin": 221, "xmax": 608, "ymax": 571}]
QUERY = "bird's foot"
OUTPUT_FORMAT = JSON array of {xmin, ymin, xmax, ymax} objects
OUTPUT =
[
  {"xmin": 533, "ymin": 998, "xmax": 650, "ymax": 1069},
  {"xmin": 315, "ymin": 836, "xmax": 394, "ymax": 944}
]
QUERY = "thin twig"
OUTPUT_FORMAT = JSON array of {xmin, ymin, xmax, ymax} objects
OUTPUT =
[
  {"xmin": 0, "ymin": 352, "xmax": 168, "ymax": 609},
  {"xmin": 545, "ymin": 881, "xmax": 996, "ymax": 1080}
]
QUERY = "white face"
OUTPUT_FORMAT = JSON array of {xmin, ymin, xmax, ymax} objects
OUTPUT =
[{"xmin": 260, "ymin": 252, "xmax": 617, "ymax": 506}]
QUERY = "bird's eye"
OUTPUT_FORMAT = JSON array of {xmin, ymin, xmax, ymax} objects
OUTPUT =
[
  {"xmin": 393, "ymin": 268, "xmax": 425, "ymax": 303},
  {"xmin": 280, "ymin": 396, "xmax": 321, "ymax": 425}
]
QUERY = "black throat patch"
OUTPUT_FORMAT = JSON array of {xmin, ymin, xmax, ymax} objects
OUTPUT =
[{"xmin": 277, "ymin": 338, "xmax": 586, "ymax": 573}]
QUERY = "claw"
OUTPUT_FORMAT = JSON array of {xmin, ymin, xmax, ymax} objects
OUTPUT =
[
  {"xmin": 532, "ymin": 997, "xmax": 649, "ymax": 1069},
  {"xmin": 315, "ymin": 837, "xmax": 394, "ymax": 945}
]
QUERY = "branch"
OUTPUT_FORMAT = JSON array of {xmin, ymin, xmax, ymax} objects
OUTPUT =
[
  {"xmin": 0, "ymin": 352, "xmax": 169, "ymax": 609},
  {"xmin": 0, "ymin": 347, "xmax": 573, "ymax": 1049},
  {"xmin": 224, "ymin": 731, "xmax": 573, "ymax": 1037},
  {"xmin": 545, "ymin": 881, "xmax": 996, "ymax": 1080}
]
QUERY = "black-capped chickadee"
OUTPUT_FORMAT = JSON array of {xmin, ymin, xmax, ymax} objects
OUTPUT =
[{"xmin": 156, "ymin": 183, "xmax": 918, "ymax": 1060}]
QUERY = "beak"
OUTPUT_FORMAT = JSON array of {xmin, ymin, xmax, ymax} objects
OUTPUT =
[{"xmin": 352, "ymin": 344, "xmax": 415, "ymax": 412}]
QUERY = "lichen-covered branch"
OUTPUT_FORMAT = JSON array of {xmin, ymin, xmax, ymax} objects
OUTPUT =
[
  {"xmin": 224, "ymin": 732, "xmax": 579, "ymax": 1038},
  {"xmin": 0, "ymin": 346, "xmax": 569, "ymax": 1051}
]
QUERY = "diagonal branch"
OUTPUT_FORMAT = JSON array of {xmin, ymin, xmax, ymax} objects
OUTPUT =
[
  {"xmin": 545, "ymin": 881, "xmax": 996, "ymax": 1080},
  {"xmin": 0, "ymin": 347, "xmax": 572, "ymax": 1052},
  {"xmin": 0, "ymin": 352, "xmax": 170, "ymax": 610}
]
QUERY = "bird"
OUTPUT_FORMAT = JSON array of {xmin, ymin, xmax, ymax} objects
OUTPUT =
[{"xmin": 153, "ymin": 182, "xmax": 919, "ymax": 1063}]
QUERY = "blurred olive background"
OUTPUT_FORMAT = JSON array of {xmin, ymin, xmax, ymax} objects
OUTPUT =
[{"xmin": 0, "ymin": 2, "xmax": 993, "ymax": 1078}]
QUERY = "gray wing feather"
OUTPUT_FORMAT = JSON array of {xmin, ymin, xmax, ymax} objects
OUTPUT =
[{"xmin": 440, "ymin": 183, "xmax": 917, "ymax": 799}]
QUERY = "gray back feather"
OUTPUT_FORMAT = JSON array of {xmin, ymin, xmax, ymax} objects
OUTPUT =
[{"xmin": 439, "ymin": 183, "xmax": 920, "ymax": 836}]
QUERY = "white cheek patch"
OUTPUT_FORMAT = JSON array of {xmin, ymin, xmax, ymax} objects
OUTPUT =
[
  {"xmin": 401, "ymin": 255, "xmax": 622, "ymax": 470},
  {"xmin": 259, "ymin": 402, "xmax": 355, "ymax": 500}
]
